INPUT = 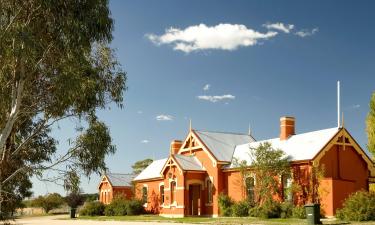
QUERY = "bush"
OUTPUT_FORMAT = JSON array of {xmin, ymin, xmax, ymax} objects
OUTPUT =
[
  {"xmin": 31, "ymin": 193, "xmax": 65, "ymax": 213},
  {"xmin": 336, "ymin": 190, "xmax": 375, "ymax": 221},
  {"xmin": 79, "ymin": 201, "xmax": 105, "ymax": 216},
  {"xmin": 218, "ymin": 193, "xmax": 233, "ymax": 217},
  {"xmin": 104, "ymin": 197, "xmax": 128, "ymax": 216},
  {"xmin": 292, "ymin": 205, "xmax": 306, "ymax": 219},
  {"xmin": 65, "ymin": 193, "xmax": 84, "ymax": 208},
  {"xmin": 249, "ymin": 200, "xmax": 281, "ymax": 218},
  {"xmin": 231, "ymin": 200, "xmax": 252, "ymax": 217},
  {"xmin": 126, "ymin": 199, "xmax": 144, "ymax": 215},
  {"xmin": 280, "ymin": 202, "xmax": 293, "ymax": 218}
]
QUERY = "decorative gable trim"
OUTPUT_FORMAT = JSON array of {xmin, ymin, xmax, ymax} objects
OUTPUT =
[
  {"xmin": 178, "ymin": 130, "xmax": 218, "ymax": 165},
  {"xmin": 313, "ymin": 128, "xmax": 375, "ymax": 176},
  {"xmin": 160, "ymin": 156, "xmax": 183, "ymax": 176}
]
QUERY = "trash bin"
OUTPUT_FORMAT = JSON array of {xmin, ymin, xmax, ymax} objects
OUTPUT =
[
  {"xmin": 70, "ymin": 208, "xmax": 76, "ymax": 219},
  {"xmin": 304, "ymin": 203, "xmax": 321, "ymax": 225}
]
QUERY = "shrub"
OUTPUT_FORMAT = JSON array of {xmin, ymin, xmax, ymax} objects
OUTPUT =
[
  {"xmin": 79, "ymin": 201, "xmax": 105, "ymax": 216},
  {"xmin": 249, "ymin": 200, "xmax": 281, "ymax": 218},
  {"xmin": 65, "ymin": 193, "xmax": 84, "ymax": 209},
  {"xmin": 126, "ymin": 199, "xmax": 144, "ymax": 215},
  {"xmin": 231, "ymin": 200, "xmax": 252, "ymax": 217},
  {"xmin": 291, "ymin": 205, "xmax": 306, "ymax": 219},
  {"xmin": 104, "ymin": 197, "xmax": 128, "ymax": 216},
  {"xmin": 31, "ymin": 193, "xmax": 65, "ymax": 213},
  {"xmin": 336, "ymin": 190, "xmax": 375, "ymax": 221},
  {"xmin": 218, "ymin": 193, "xmax": 233, "ymax": 217},
  {"xmin": 280, "ymin": 202, "xmax": 293, "ymax": 218}
]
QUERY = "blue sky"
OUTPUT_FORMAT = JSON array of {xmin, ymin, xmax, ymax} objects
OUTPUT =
[{"xmin": 32, "ymin": 0, "xmax": 375, "ymax": 196}]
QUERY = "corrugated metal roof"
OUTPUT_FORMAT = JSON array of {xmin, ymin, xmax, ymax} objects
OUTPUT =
[
  {"xmin": 133, "ymin": 158, "xmax": 167, "ymax": 181},
  {"xmin": 173, "ymin": 154, "xmax": 204, "ymax": 171},
  {"xmin": 194, "ymin": 130, "xmax": 255, "ymax": 162},
  {"xmin": 106, "ymin": 173, "xmax": 135, "ymax": 187},
  {"xmin": 227, "ymin": 127, "xmax": 339, "ymax": 168}
]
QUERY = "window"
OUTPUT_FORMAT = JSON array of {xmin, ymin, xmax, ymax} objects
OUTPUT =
[
  {"xmin": 245, "ymin": 176, "xmax": 255, "ymax": 202},
  {"xmin": 282, "ymin": 175, "xmax": 292, "ymax": 202},
  {"xmin": 206, "ymin": 179, "xmax": 213, "ymax": 203},
  {"xmin": 142, "ymin": 186, "xmax": 148, "ymax": 204},
  {"xmin": 160, "ymin": 185, "xmax": 165, "ymax": 204},
  {"xmin": 170, "ymin": 181, "xmax": 176, "ymax": 203}
]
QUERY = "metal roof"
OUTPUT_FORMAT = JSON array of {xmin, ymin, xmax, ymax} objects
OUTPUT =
[
  {"xmin": 133, "ymin": 158, "xmax": 167, "ymax": 181},
  {"xmin": 106, "ymin": 173, "xmax": 135, "ymax": 187},
  {"xmin": 194, "ymin": 130, "xmax": 255, "ymax": 162},
  {"xmin": 227, "ymin": 127, "xmax": 339, "ymax": 168},
  {"xmin": 173, "ymin": 154, "xmax": 204, "ymax": 171}
]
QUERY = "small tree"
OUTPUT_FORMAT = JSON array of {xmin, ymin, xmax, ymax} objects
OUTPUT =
[
  {"xmin": 249, "ymin": 142, "xmax": 291, "ymax": 204},
  {"xmin": 131, "ymin": 159, "xmax": 153, "ymax": 175},
  {"xmin": 32, "ymin": 193, "xmax": 64, "ymax": 214},
  {"xmin": 366, "ymin": 92, "xmax": 375, "ymax": 193},
  {"xmin": 65, "ymin": 192, "xmax": 84, "ymax": 209}
]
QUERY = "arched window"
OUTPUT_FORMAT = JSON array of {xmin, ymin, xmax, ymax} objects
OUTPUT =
[
  {"xmin": 282, "ymin": 175, "xmax": 292, "ymax": 202},
  {"xmin": 142, "ymin": 186, "xmax": 148, "ymax": 204},
  {"xmin": 206, "ymin": 179, "xmax": 213, "ymax": 203},
  {"xmin": 170, "ymin": 181, "xmax": 176, "ymax": 203},
  {"xmin": 160, "ymin": 185, "xmax": 165, "ymax": 204},
  {"xmin": 245, "ymin": 176, "xmax": 255, "ymax": 202}
]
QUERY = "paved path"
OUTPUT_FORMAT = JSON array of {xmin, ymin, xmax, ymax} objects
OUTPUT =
[{"xmin": 5, "ymin": 215, "xmax": 204, "ymax": 225}]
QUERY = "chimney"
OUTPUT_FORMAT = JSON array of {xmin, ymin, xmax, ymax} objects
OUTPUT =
[
  {"xmin": 170, "ymin": 140, "xmax": 182, "ymax": 155},
  {"xmin": 280, "ymin": 116, "xmax": 295, "ymax": 140}
]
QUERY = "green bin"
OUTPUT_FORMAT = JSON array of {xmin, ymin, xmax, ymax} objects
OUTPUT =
[
  {"xmin": 304, "ymin": 203, "xmax": 321, "ymax": 225},
  {"xmin": 70, "ymin": 208, "xmax": 76, "ymax": 219}
]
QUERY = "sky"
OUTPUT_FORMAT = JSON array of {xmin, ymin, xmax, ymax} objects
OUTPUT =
[{"xmin": 32, "ymin": 0, "xmax": 375, "ymax": 196}]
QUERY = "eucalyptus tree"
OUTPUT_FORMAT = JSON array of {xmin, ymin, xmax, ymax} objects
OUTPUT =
[{"xmin": 0, "ymin": 0, "xmax": 126, "ymax": 219}]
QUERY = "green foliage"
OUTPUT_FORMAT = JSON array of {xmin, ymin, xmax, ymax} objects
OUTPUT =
[
  {"xmin": 131, "ymin": 159, "xmax": 153, "ymax": 175},
  {"xmin": 292, "ymin": 206, "xmax": 306, "ymax": 219},
  {"xmin": 104, "ymin": 196, "xmax": 128, "ymax": 216},
  {"xmin": 231, "ymin": 200, "xmax": 252, "ymax": 217},
  {"xmin": 367, "ymin": 92, "xmax": 375, "ymax": 158},
  {"xmin": 126, "ymin": 199, "xmax": 145, "ymax": 216},
  {"xmin": 31, "ymin": 193, "xmax": 64, "ymax": 213},
  {"xmin": 218, "ymin": 193, "xmax": 234, "ymax": 217},
  {"xmin": 0, "ymin": 0, "xmax": 126, "ymax": 220},
  {"xmin": 336, "ymin": 190, "xmax": 375, "ymax": 221},
  {"xmin": 248, "ymin": 200, "xmax": 281, "ymax": 219},
  {"xmin": 82, "ymin": 193, "xmax": 99, "ymax": 202},
  {"xmin": 79, "ymin": 201, "xmax": 105, "ymax": 216},
  {"xmin": 65, "ymin": 192, "xmax": 84, "ymax": 208},
  {"xmin": 280, "ymin": 202, "xmax": 293, "ymax": 219},
  {"xmin": 248, "ymin": 142, "xmax": 291, "ymax": 203}
]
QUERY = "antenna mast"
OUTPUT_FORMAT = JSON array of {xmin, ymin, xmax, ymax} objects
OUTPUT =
[{"xmin": 337, "ymin": 81, "xmax": 341, "ymax": 128}]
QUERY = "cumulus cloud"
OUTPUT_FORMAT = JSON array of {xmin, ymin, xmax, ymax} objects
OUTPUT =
[
  {"xmin": 295, "ymin": 28, "xmax": 319, "ymax": 37},
  {"xmin": 197, "ymin": 94, "xmax": 235, "ymax": 103},
  {"xmin": 263, "ymin": 22, "xmax": 294, "ymax": 33},
  {"xmin": 146, "ymin": 23, "xmax": 278, "ymax": 53},
  {"xmin": 141, "ymin": 140, "xmax": 149, "ymax": 144},
  {"xmin": 156, "ymin": 114, "xmax": 174, "ymax": 121},
  {"xmin": 203, "ymin": 84, "xmax": 211, "ymax": 91}
]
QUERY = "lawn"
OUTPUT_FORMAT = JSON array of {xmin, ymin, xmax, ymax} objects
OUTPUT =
[{"xmin": 76, "ymin": 215, "xmax": 375, "ymax": 225}]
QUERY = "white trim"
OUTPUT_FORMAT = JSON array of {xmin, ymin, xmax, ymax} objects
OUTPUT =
[{"xmin": 160, "ymin": 214, "xmax": 185, "ymax": 218}]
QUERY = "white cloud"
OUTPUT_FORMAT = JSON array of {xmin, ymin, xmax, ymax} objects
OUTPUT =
[
  {"xmin": 263, "ymin": 22, "xmax": 294, "ymax": 33},
  {"xmin": 295, "ymin": 28, "xmax": 319, "ymax": 37},
  {"xmin": 141, "ymin": 140, "xmax": 149, "ymax": 144},
  {"xmin": 203, "ymin": 84, "xmax": 211, "ymax": 91},
  {"xmin": 137, "ymin": 110, "xmax": 143, "ymax": 114},
  {"xmin": 156, "ymin": 114, "xmax": 174, "ymax": 121},
  {"xmin": 197, "ymin": 94, "xmax": 235, "ymax": 103},
  {"xmin": 146, "ymin": 23, "xmax": 278, "ymax": 53}
]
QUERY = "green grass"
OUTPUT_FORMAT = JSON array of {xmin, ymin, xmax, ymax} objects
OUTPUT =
[{"xmin": 76, "ymin": 215, "xmax": 375, "ymax": 225}]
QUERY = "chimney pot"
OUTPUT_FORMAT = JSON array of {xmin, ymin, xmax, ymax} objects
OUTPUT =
[
  {"xmin": 280, "ymin": 116, "xmax": 295, "ymax": 140},
  {"xmin": 170, "ymin": 140, "xmax": 182, "ymax": 155}
]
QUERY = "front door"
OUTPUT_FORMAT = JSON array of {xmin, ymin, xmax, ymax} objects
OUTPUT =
[{"xmin": 189, "ymin": 184, "xmax": 201, "ymax": 216}]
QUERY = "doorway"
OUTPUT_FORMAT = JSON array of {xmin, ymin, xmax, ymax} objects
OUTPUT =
[{"xmin": 189, "ymin": 184, "xmax": 201, "ymax": 216}]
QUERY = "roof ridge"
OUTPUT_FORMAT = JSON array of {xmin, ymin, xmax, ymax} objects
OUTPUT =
[{"xmin": 195, "ymin": 129, "xmax": 251, "ymax": 136}]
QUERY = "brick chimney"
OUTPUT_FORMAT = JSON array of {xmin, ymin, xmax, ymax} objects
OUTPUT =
[
  {"xmin": 170, "ymin": 140, "xmax": 182, "ymax": 155},
  {"xmin": 280, "ymin": 116, "xmax": 295, "ymax": 140}
]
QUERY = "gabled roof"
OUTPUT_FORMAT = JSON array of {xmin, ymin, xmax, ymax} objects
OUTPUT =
[
  {"xmin": 227, "ymin": 127, "xmax": 339, "ymax": 168},
  {"xmin": 194, "ymin": 130, "xmax": 255, "ymax": 162},
  {"xmin": 133, "ymin": 158, "xmax": 167, "ymax": 181},
  {"xmin": 105, "ymin": 173, "xmax": 135, "ymax": 187},
  {"xmin": 173, "ymin": 154, "xmax": 204, "ymax": 171}
]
